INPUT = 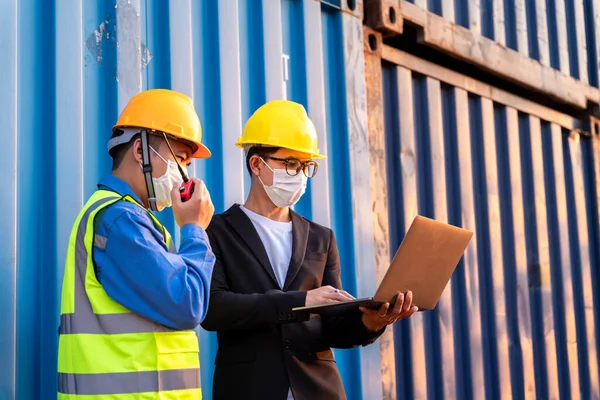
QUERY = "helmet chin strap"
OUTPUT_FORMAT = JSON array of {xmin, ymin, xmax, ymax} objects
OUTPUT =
[{"xmin": 140, "ymin": 130, "xmax": 159, "ymax": 211}]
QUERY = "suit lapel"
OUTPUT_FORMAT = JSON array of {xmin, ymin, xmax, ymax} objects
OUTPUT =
[
  {"xmin": 225, "ymin": 205, "xmax": 279, "ymax": 288},
  {"xmin": 283, "ymin": 210, "xmax": 309, "ymax": 291}
]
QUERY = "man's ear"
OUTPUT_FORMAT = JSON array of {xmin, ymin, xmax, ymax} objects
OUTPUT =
[
  {"xmin": 132, "ymin": 138, "xmax": 143, "ymax": 164},
  {"xmin": 250, "ymin": 155, "xmax": 262, "ymax": 177}
]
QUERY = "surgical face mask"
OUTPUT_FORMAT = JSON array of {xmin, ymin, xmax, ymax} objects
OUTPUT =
[
  {"xmin": 144, "ymin": 147, "xmax": 187, "ymax": 211},
  {"xmin": 258, "ymin": 158, "xmax": 307, "ymax": 208}
]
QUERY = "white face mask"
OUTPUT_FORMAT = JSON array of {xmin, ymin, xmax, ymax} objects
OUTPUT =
[
  {"xmin": 143, "ymin": 147, "xmax": 187, "ymax": 211},
  {"xmin": 258, "ymin": 158, "xmax": 307, "ymax": 208}
]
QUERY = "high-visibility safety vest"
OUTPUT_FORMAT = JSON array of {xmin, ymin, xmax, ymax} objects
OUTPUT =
[{"xmin": 58, "ymin": 189, "xmax": 201, "ymax": 399}]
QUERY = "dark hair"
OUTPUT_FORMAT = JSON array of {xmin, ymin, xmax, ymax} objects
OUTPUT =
[
  {"xmin": 110, "ymin": 130, "xmax": 163, "ymax": 171},
  {"xmin": 245, "ymin": 146, "xmax": 280, "ymax": 175}
]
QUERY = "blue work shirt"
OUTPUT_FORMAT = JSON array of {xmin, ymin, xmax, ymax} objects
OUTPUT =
[{"xmin": 92, "ymin": 175, "xmax": 215, "ymax": 330}]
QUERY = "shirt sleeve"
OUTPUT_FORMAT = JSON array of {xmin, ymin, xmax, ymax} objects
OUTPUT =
[{"xmin": 94, "ymin": 206, "xmax": 216, "ymax": 330}]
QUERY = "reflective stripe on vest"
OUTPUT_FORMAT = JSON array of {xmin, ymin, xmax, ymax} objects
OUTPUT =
[
  {"xmin": 58, "ymin": 368, "xmax": 200, "ymax": 395},
  {"xmin": 58, "ymin": 190, "xmax": 201, "ymax": 399}
]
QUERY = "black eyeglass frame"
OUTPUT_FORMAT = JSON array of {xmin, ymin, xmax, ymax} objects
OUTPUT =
[{"xmin": 261, "ymin": 155, "xmax": 319, "ymax": 178}]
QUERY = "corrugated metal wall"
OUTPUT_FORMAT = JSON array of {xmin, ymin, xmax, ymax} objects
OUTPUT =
[
  {"xmin": 365, "ymin": 0, "xmax": 600, "ymax": 397},
  {"xmin": 403, "ymin": 0, "xmax": 600, "ymax": 87},
  {"xmin": 0, "ymin": 1, "xmax": 380, "ymax": 399},
  {"xmin": 365, "ymin": 25, "xmax": 600, "ymax": 397},
  {"xmin": 3, "ymin": 0, "xmax": 600, "ymax": 398}
]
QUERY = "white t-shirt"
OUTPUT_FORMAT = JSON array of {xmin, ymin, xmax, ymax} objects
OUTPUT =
[
  {"xmin": 239, "ymin": 206, "xmax": 295, "ymax": 400},
  {"xmin": 240, "ymin": 205, "xmax": 293, "ymax": 289}
]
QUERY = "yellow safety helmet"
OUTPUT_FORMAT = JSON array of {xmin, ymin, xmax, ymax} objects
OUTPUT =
[
  {"xmin": 236, "ymin": 100, "xmax": 326, "ymax": 159},
  {"xmin": 111, "ymin": 89, "xmax": 211, "ymax": 158}
]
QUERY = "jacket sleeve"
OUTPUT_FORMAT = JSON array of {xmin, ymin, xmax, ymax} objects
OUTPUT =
[
  {"xmin": 321, "ymin": 230, "xmax": 385, "ymax": 349},
  {"xmin": 200, "ymin": 228, "xmax": 310, "ymax": 332},
  {"xmin": 94, "ymin": 205, "xmax": 215, "ymax": 330}
]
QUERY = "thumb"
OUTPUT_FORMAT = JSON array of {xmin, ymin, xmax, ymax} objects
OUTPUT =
[
  {"xmin": 170, "ymin": 185, "xmax": 182, "ymax": 205},
  {"xmin": 379, "ymin": 303, "xmax": 390, "ymax": 314}
]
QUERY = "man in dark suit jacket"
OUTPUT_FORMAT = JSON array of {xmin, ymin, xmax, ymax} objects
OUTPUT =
[{"xmin": 202, "ymin": 101, "xmax": 417, "ymax": 400}]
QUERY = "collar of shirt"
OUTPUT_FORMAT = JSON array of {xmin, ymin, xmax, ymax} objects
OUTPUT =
[{"xmin": 97, "ymin": 175, "xmax": 144, "ymax": 206}]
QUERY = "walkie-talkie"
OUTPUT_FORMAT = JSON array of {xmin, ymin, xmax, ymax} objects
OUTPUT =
[
  {"xmin": 161, "ymin": 132, "xmax": 195, "ymax": 203},
  {"xmin": 179, "ymin": 179, "xmax": 195, "ymax": 202}
]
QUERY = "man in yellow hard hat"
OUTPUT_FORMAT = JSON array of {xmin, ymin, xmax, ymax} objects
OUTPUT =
[
  {"xmin": 201, "ymin": 100, "xmax": 417, "ymax": 399},
  {"xmin": 57, "ymin": 89, "xmax": 215, "ymax": 399}
]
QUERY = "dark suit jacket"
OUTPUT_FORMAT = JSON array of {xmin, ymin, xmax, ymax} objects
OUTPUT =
[{"xmin": 201, "ymin": 205, "xmax": 384, "ymax": 400}]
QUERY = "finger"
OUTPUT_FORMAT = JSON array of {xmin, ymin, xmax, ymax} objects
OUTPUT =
[
  {"xmin": 322, "ymin": 291, "xmax": 347, "ymax": 302},
  {"xmin": 402, "ymin": 291, "xmax": 413, "ymax": 313},
  {"xmin": 359, "ymin": 306, "xmax": 378, "ymax": 315},
  {"xmin": 401, "ymin": 307, "xmax": 419, "ymax": 320},
  {"xmin": 324, "ymin": 287, "xmax": 353, "ymax": 301},
  {"xmin": 206, "ymin": 195, "xmax": 214, "ymax": 208},
  {"xmin": 170, "ymin": 185, "xmax": 183, "ymax": 204},
  {"xmin": 378, "ymin": 303, "xmax": 390, "ymax": 317},
  {"xmin": 397, "ymin": 306, "xmax": 419, "ymax": 321},
  {"xmin": 190, "ymin": 177, "xmax": 206, "ymax": 187},
  {"xmin": 339, "ymin": 290, "xmax": 355, "ymax": 300},
  {"xmin": 325, "ymin": 286, "xmax": 342, "ymax": 296},
  {"xmin": 336, "ymin": 294, "xmax": 354, "ymax": 302},
  {"xmin": 330, "ymin": 293, "xmax": 352, "ymax": 302},
  {"xmin": 199, "ymin": 181, "xmax": 210, "ymax": 196},
  {"xmin": 391, "ymin": 310, "xmax": 409, "ymax": 324},
  {"xmin": 390, "ymin": 292, "xmax": 404, "ymax": 315},
  {"xmin": 205, "ymin": 187, "xmax": 213, "ymax": 202},
  {"xmin": 196, "ymin": 180, "xmax": 209, "ymax": 198},
  {"xmin": 322, "ymin": 296, "xmax": 344, "ymax": 304},
  {"xmin": 200, "ymin": 192, "xmax": 214, "ymax": 211}
]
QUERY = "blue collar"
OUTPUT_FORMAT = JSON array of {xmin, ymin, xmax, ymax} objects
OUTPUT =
[{"xmin": 97, "ymin": 175, "xmax": 144, "ymax": 205}]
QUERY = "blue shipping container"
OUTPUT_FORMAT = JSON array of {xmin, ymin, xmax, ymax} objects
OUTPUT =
[
  {"xmin": 2, "ymin": 0, "xmax": 600, "ymax": 398},
  {"xmin": 364, "ymin": 36, "xmax": 600, "ymax": 398},
  {"xmin": 0, "ymin": 0, "xmax": 381, "ymax": 399}
]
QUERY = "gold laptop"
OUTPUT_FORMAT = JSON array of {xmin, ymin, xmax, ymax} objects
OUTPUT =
[{"xmin": 293, "ymin": 216, "xmax": 473, "ymax": 315}]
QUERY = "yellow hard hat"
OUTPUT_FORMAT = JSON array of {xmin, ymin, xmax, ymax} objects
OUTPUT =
[
  {"xmin": 111, "ymin": 89, "xmax": 211, "ymax": 158},
  {"xmin": 236, "ymin": 100, "xmax": 326, "ymax": 159}
]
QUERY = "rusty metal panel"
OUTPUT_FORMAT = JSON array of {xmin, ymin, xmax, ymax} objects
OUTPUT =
[
  {"xmin": 376, "ymin": 1, "xmax": 600, "ymax": 111},
  {"xmin": 340, "ymin": 5, "xmax": 385, "ymax": 399},
  {"xmin": 398, "ymin": 0, "xmax": 600, "ymax": 87},
  {"xmin": 364, "ymin": 27, "xmax": 398, "ymax": 400},
  {"xmin": 365, "ymin": 0, "xmax": 600, "ymax": 107},
  {"xmin": 374, "ymin": 47, "xmax": 600, "ymax": 399}
]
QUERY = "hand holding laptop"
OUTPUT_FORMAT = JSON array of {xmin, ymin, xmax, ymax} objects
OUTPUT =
[
  {"xmin": 292, "ymin": 216, "xmax": 473, "ymax": 316},
  {"xmin": 360, "ymin": 290, "xmax": 419, "ymax": 332}
]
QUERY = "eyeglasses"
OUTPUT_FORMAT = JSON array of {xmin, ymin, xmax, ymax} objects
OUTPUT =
[{"xmin": 262, "ymin": 156, "xmax": 319, "ymax": 178}]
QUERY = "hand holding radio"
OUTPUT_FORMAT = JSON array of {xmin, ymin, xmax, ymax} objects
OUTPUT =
[{"xmin": 171, "ymin": 178, "xmax": 214, "ymax": 230}]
